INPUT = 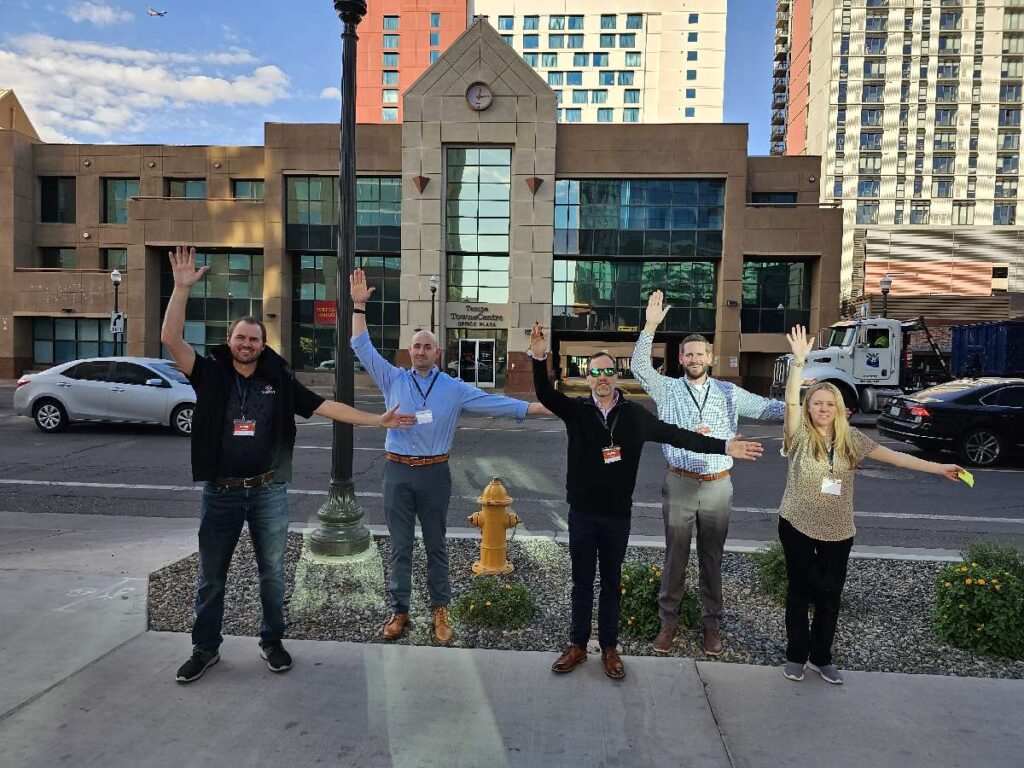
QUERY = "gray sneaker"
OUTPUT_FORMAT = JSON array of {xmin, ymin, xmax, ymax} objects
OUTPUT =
[
  {"xmin": 808, "ymin": 663, "xmax": 843, "ymax": 685},
  {"xmin": 782, "ymin": 661, "xmax": 805, "ymax": 681}
]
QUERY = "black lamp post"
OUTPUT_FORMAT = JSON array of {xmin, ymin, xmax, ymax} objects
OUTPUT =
[
  {"xmin": 309, "ymin": 0, "xmax": 371, "ymax": 558},
  {"xmin": 880, "ymin": 274, "xmax": 892, "ymax": 318},
  {"xmin": 110, "ymin": 269, "xmax": 122, "ymax": 355},
  {"xmin": 429, "ymin": 274, "xmax": 439, "ymax": 335}
]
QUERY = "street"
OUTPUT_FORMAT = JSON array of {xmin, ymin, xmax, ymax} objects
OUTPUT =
[{"xmin": 0, "ymin": 384, "xmax": 1021, "ymax": 551}]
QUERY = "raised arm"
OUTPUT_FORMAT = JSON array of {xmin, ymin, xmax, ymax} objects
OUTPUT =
[
  {"xmin": 867, "ymin": 445, "xmax": 963, "ymax": 481},
  {"xmin": 349, "ymin": 268, "xmax": 372, "ymax": 338},
  {"xmin": 529, "ymin": 323, "xmax": 575, "ymax": 420},
  {"xmin": 630, "ymin": 291, "xmax": 676, "ymax": 399},
  {"xmin": 160, "ymin": 246, "xmax": 208, "ymax": 377},
  {"xmin": 783, "ymin": 325, "xmax": 814, "ymax": 446},
  {"xmin": 348, "ymin": 269, "xmax": 402, "ymax": 392}
]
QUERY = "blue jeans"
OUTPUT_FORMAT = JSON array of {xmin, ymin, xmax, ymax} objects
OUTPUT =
[{"xmin": 192, "ymin": 482, "xmax": 290, "ymax": 650}]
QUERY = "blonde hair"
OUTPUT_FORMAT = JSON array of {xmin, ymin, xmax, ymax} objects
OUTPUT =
[{"xmin": 797, "ymin": 382, "xmax": 859, "ymax": 468}]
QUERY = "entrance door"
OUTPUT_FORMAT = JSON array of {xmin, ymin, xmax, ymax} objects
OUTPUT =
[{"xmin": 458, "ymin": 339, "xmax": 496, "ymax": 388}]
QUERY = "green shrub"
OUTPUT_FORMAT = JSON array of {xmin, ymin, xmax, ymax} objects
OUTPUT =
[
  {"xmin": 619, "ymin": 562, "xmax": 700, "ymax": 640},
  {"xmin": 452, "ymin": 576, "xmax": 534, "ymax": 630},
  {"xmin": 752, "ymin": 542, "xmax": 788, "ymax": 605},
  {"xmin": 961, "ymin": 541, "xmax": 1024, "ymax": 582},
  {"xmin": 933, "ymin": 561, "xmax": 1024, "ymax": 659}
]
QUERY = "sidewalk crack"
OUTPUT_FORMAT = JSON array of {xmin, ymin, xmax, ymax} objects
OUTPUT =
[{"xmin": 695, "ymin": 661, "xmax": 737, "ymax": 768}]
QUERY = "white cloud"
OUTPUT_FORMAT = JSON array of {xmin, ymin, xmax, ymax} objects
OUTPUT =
[
  {"xmin": 65, "ymin": 1, "xmax": 133, "ymax": 25},
  {"xmin": 319, "ymin": 87, "xmax": 341, "ymax": 100},
  {"xmin": 0, "ymin": 34, "xmax": 290, "ymax": 142}
]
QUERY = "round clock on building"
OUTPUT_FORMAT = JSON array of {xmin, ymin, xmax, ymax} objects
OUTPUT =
[{"xmin": 465, "ymin": 82, "xmax": 494, "ymax": 111}]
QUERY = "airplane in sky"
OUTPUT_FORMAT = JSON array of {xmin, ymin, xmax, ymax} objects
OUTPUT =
[{"xmin": 147, "ymin": 8, "xmax": 168, "ymax": 16}]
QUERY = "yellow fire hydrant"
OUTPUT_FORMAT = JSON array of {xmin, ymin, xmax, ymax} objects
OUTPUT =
[{"xmin": 467, "ymin": 477, "xmax": 519, "ymax": 575}]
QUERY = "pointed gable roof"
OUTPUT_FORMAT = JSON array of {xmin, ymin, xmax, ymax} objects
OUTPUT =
[{"xmin": 0, "ymin": 89, "xmax": 42, "ymax": 141}]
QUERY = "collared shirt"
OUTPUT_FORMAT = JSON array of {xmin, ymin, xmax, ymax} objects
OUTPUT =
[
  {"xmin": 630, "ymin": 330, "xmax": 786, "ymax": 474},
  {"xmin": 351, "ymin": 331, "xmax": 528, "ymax": 456},
  {"xmin": 592, "ymin": 390, "xmax": 620, "ymax": 418}
]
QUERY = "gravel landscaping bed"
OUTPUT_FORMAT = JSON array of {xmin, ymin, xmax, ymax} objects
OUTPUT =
[{"xmin": 148, "ymin": 532, "xmax": 1024, "ymax": 679}]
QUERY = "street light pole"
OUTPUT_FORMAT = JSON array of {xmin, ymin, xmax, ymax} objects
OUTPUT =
[
  {"xmin": 110, "ymin": 269, "xmax": 122, "ymax": 356},
  {"xmin": 429, "ymin": 274, "xmax": 439, "ymax": 336},
  {"xmin": 879, "ymin": 274, "xmax": 893, "ymax": 318},
  {"xmin": 309, "ymin": 0, "xmax": 371, "ymax": 558}
]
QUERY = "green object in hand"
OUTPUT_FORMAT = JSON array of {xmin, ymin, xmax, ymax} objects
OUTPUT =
[{"xmin": 958, "ymin": 469, "xmax": 975, "ymax": 488}]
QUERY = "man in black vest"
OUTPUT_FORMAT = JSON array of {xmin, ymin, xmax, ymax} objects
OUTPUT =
[{"xmin": 161, "ymin": 246, "xmax": 413, "ymax": 684}]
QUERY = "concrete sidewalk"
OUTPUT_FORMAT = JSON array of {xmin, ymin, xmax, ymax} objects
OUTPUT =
[{"xmin": 1, "ymin": 511, "xmax": 1022, "ymax": 768}]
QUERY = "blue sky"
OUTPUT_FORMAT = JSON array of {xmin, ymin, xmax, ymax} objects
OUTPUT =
[{"xmin": 1, "ymin": 0, "xmax": 772, "ymax": 153}]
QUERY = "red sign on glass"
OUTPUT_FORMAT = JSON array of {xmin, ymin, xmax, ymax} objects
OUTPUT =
[{"xmin": 314, "ymin": 300, "xmax": 337, "ymax": 326}]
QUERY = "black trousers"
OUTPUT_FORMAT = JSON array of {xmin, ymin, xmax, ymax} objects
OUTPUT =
[
  {"xmin": 568, "ymin": 508, "xmax": 631, "ymax": 649},
  {"xmin": 778, "ymin": 517, "xmax": 854, "ymax": 667}
]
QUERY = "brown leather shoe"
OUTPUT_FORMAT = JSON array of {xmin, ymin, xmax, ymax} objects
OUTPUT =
[
  {"xmin": 551, "ymin": 644, "xmax": 587, "ymax": 674},
  {"xmin": 703, "ymin": 626, "xmax": 724, "ymax": 656},
  {"xmin": 433, "ymin": 607, "xmax": 453, "ymax": 645},
  {"xmin": 382, "ymin": 612, "xmax": 408, "ymax": 641},
  {"xmin": 653, "ymin": 621, "xmax": 678, "ymax": 654},
  {"xmin": 601, "ymin": 647, "xmax": 625, "ymax": 679}
]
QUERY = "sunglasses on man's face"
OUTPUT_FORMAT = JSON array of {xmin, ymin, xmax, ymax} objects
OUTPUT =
[{"xmin": 588, "ymin": 367, "xmax": 618, "ymax": 377}]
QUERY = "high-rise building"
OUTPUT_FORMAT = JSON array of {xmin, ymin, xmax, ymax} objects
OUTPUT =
[
  {"xmin": 356, "ymin": 0, "xmax": 469, "ymax": 124},
  {"xmin": 775, "ymin": 0, "xmax": 1024, "ymax": 318},
  {"xmin": 469, "ymin": 0, "xmax": 726, "ymax": 123}
]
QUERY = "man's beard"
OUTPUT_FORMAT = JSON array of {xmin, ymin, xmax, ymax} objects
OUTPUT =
[
  {"xmin": 683, "ymin": 364, "xmax": 709, "ymax": 380},
  {"xmin": 231, "ymin": 348, "xmax": 259, "ymax": 363}
]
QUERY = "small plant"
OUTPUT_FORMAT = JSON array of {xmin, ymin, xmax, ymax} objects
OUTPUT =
[
  {"xmin": 619, "ymin": 562, "xmax": 700, "ymax": 640},
  {"xmin": 452, "ymin": 576, "xmax": 534, "ymax": 630},
  {"xmin": 752, "ymin": 542, "xmax": 788, "ymax": 605},
  {"xmin": 961, "ymin": 540, "xmax": 1024, "ymax": 582},
  {"xmin": 933, "ymin": 560, "xmax": 1024, "ymax": 659}
]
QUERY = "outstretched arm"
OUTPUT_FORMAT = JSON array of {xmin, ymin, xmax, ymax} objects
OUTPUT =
[
  {"xmin": 160, "ymin": 246, "xmax": 209, "ymax": 378},
  {"xmin": 314, "ymin": 401, "xmax": 417, "ymax": 429},
  {"xmin": 783, "ymin": 325, "xmax": 814, "ymax": 447},
  {"xmin": 631, "ymin": 291, "xmax": 676, "ymax": 400},
  {"xmin": 867, "ymin": 445, "xmax": 963, "ymax": 481}
]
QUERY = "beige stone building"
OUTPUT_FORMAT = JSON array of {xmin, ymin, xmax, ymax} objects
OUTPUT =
[{"xmin": 0, "ymin": 20, "xmax": 839, "ymax": 393}]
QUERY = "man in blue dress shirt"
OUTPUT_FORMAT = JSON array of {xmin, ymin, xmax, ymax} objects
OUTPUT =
[{"xmin": 349, "ymin": 269, "xmax": 548, "ymax": 644}]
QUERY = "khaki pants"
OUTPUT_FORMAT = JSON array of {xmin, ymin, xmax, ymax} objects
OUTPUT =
[{"xmin": 658, "ymin": 472, "xmax": 733, "ymax": 630}]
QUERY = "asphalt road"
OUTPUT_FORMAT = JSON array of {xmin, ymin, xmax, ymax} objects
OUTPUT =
[{"xmin": 1, "ymin": 384, "xmax": 1021, "ymax": 550}]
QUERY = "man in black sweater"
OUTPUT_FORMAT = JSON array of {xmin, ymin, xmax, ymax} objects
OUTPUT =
[{"xmin": 529, "ymin": 324, "xmax": 762, "ymax": 679}]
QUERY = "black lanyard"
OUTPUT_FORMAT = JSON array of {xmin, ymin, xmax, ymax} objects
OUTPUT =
[
  {"xmin": 235, "ymin": 374, "xmax": 250, "ymax": 420},
  {"xmin": 827, "ymin": 441, "xmax": 836, "ymax": 476},
  {"xmin": 410, "ymin": 370, "xmax": 440, "ymax": 408},
  {"xmin": 684, "ymin": 380, "xmax": 712, "ymax": 421},
  {"xmin": 593, "ymin": 405, "xmax": 621, "ymax": 447}
]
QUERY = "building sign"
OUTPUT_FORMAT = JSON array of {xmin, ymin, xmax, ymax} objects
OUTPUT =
[
  {"xmin": 446, "ymin": 302, "xmax": 512, "ymax": 330},
  {"xmin": 314, "ymin": 300, "xmax": 337, "ymax": 326}
]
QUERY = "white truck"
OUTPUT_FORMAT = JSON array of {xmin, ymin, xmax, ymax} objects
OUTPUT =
[{"xmin": 769, "ymin": 316, "xmax": 947, "ymax": 414}]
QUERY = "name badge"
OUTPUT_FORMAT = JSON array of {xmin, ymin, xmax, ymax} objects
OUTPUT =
[
  {"xmin": 415, "ymin": 409, "xmax": 434, "ymax": 425},
  {"xmin": 602, "ymin": 446, "xmax": 622, "ymax": 464},
  {"xmin": 233, "ymin": 419, "xmax": 256, "ymax": 437},
  {"xmin": 695, "ymin": 424, "xmax": 712, "ymax": 435},
  {"xmin": 821, "ymin": 478, "xmax": 842, "ymax": 496}
]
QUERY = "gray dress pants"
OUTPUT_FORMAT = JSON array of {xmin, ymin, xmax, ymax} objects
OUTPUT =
[{"xmin": 658, "ymin": 471, "xmax": 733, "ymax": 629}]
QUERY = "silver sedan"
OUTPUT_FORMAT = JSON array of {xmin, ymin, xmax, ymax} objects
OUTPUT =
[{"xmin": 14, "ymin": 357, "xmax": 196, "ymax": 436}]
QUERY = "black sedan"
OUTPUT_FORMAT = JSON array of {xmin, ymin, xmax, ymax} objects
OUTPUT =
[{"xmin": 876, "ymin": 378, "xmax": 1024, "ymax": 466}]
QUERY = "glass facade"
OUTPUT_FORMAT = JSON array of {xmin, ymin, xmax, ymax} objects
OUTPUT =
[
  {"xmin": 552, "ymin": 259, "xmax": 717, "ymax": 333},
  {"xmin": 165, "ymin": 179, "xmax": 207, "ymax": 198},
  {"xmin": 40, "ymin": 177, "xmax": 75, "ymax": 223},
  {"xmin": 160, "ymin": 251, "xmax": 263, "ymax": 359},
  {"xmin": 232, "ymin": 179, "xmax": 265, "ymax": 199},
  {"xmin": 33, "ymin": 317, "xmax": 121, "ymax": 364},
  {"xmin": 741, "ymin": 260, "xmax": 811, "ymax": 334},
  {"xmin": 445, "ymin": 148, "xmax": 511, "ymax": 302},
  {"xmin": 554, "ymin": 179, "xmax": 726, "ymax": 258},
  {"xmin": 102, "ymin": 248, "xmax": 128, "ymax": 271},
  {"xmin": 102, "ymin": 178, "xmax": 139, "ymax": 224}
]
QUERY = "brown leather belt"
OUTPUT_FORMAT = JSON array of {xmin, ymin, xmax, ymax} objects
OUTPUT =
[
  {"xmin": 668, "ymin": 467, "xmax": 730, "ymax": 482},
  {"xmin": 386, "ymin": 452, "xmax": 450, "ymax": 467},
  {"xmin": 213, "ymin": 470, "xmax": 277, "ymax": 488}
]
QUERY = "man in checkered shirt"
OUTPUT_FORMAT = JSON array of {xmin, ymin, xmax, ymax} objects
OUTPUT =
[{"xmin": 631, "ymin": 290, "xmax": 785, "ymax": 656}]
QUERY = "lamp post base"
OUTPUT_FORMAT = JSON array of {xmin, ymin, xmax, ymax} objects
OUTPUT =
[{"xmin": 309, "ymin": 479, "xmax": 372, "ymax": 558}]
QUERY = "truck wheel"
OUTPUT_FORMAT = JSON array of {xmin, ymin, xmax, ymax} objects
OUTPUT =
[
  {"xmin": 33, "ymin": 398, "xmax": 69, "ymax": 433},
  {"xmin": 170, "ymin": 403, "xmax": 194, "ymax": 437},
  {"xmin": 958, "ymin": 428, "xmax": 1003, "ymax": 467}
]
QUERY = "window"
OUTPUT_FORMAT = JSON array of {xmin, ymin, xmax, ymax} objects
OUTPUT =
[
  {"xmin": 623, "ymin": 108, "xmax": 639, "ymax": 123},
  {"xmin": 933, "ymin": 156, "xmax": 955, "ymax": 173},
  {"xmin": 232, "ymin": 179, "xmax": 264, "ymax": 199},
  {"xmin": 382, "ymin": 107, "xmax": 398, "ymax": 121},
  {"xmin": 938, "ymin": 34, "xmax": 961, "ymax": 53},
  {"xmin": 861, "ymin": 132, "xmax": 883, "ymax": 150},
  {"xmin": 1001, "ymin": 83, "xmax": 1024, "ymax": 103},
  {"xmin": 1000, "ymin": 108, "xmax": 1023, "ymax": 127},
  {"xmin": 34, "ymin": 319, "xmax": 120, "ymax": 365},
  {"xmin": 995, "ymin": 179, "xmax": 1019, "ymax": 198},
  {"xmin": 1003, "ymin": 58, "xmax": 1024, "ymax": 78},
  {"xmin": 619, "ymin": 34, "xmax": 636, "ymax": 47},
  {"xmin": 861, "ymin": 108, "xmax": 884, "ymax": 126},
  {"xmin": 859, "ymin": 155, "xmax": 882, "ymax": 173},
  {"xmin": 431, "ymin": 12, "xmax": 440, "ymax": 28},
  {"xmin": 741, "ymin": 261, "xmax": 811, "ymax": 334},
  {"xmin": 165, "ymin": 179, "xmax": 206, "ymax": 198},
  {"xmin": 865, "ymin": 36, "xmax": 886, "ymax": 55},
  {"xmin": 591, "ymin": 89, "xmax": 608, "ymax": 104},
  {"xmin": 686, "ymin": 70, "xmax": 697, "ymax": 81},
  {"xmin": 553, "ymin": 90, "xmax": 563, "ymax": 105},
  {"xmin": 549, "ymin": 15, "xmax": 565, "ymax": 30},
  {"xmin": 751, "ymin": 192, "xmax": 797, "ymax": 207},
  {"xmin": 937, "ymin": 59, "xmax": 959, "ymax": 78},
  {"xmin": 541, "ymin": 52, "xmax": 557, "ymax": 67},
  {"xmin": 993, "ymin": 386, "xmax": 1024, "ymax": 407},
  {"xmin": 498, "ymin": 16, "xmax": 513, "ymax": 30},
  {"xmin": 102, "ymin": 178, "xmax": 140, "ymax": 223},
  {"xmin": 994, "ymin": 204, "xmax": 1017, "ymax": 225},
  {"xmin": 939, "ymin": 11, "xmax": 961, "ymax": 30},
  {"xmin": 382, "ymin": 70, "xmax": 398, "ymax": 85},
  {"xmin": 572, "ymin": 89, "xmax": 588, "ymax": 104},
  {"xmin": 833, "ymin": 178, "xmax": 844, "ymax": 198},
  {"xmin": 383, "ymin": 35, "xmax": 399, "ymax": 49},
  {"xmin": 935, "ymin": 107, "xmax": 958, "ymax": 126},
  {"xmin": 429, "ymin": 31, "xmax": 440, "ymax": 46},
  {"xmin": 549, "ymin": 34, "xmax": 565, "ymax": 48},
  {"xmin": 858, "ymin": 178, "xmax": 881, "ymax": 197},
  {"xmin": 910, "ymin": 202, "xmax": 930, "ymax": 224},
  {"xmin": 566, "ymin": 71, "xmax": 582, "ymax": 86},
  {"xmin": 687, "ymin": 50, "xmax": 698, "ymax": 61},
  {"xmin": 932, "ymin": 178, "xmax": 954, "ymax": 197},
  {"xmin": 383, "ymin": 15, "xmax": 399, "ymax": 30},
  {"xmin": 430, "ymin": 51, "xmax": 439, "ymax": 64},
  {"xmin": 382, "ymin": 89, "xmax": 399, "ymax": 104},
  {"xmin": 600, "ymin": 34, "xmax": 616, "ymax": 47},
  {"xmin": 862, "ymin": 83, "xmax": 885, "ymax": 103},
  {"xmin": 856, "ymin": 201, "xmax": 880, "ymax": 224},
  {"xmin": 565, "ymin": 108, "xmax": 582, "ymax": 123},
  {"xmin": 573, "ymin": 53, "xmax": 589, "ymax": 66},
  {"xmin": 547, "ymin": 71, "xmax": 563, "ymax": 86},
  {"xmin": 597, "ymin": 108, "xmax": 613, "ymax": 123},
  {"xmin": 953, "ymin": 202, "xmax": 975, "ymax": 225},
  {"xmin": 593, "ymin": 52, "xmax": 608, "ymax": 66},
  {"xmin": 936, "ymin": 83, "xmax": 958, "ymax": 102},
  {"xmin": 383, "ymin": 52, "xmax": 399, "ymax": 67},
  {"xmin": 626, "ymin": 14, "xmax": 643, "ymax": 29},
  {"xmin": 836, "ymin": 133, "xmax": 846, "ymax": 151},
  {"xmin": 524, "ymin": 15, "xmax": 539, "ymax": 30},
  {"xmin": 501, "ymin": 35, "xmax": 513, "ymax": 45},
  {"xmin": 624, "ymin": 89, "xmax": 640, "ymax": 104},
  {"xmin": 685, "ymin": 88, "xmax": 696, "ymax": 100},
  {"xmin": 40, "ymin": 177, "xmax": 75, "ymax": 223},
  {"xmin": 866, "ymin": 12, "xmax": 887, "ymax": 31},
  {"xmin": 688, "ymin": 32, "xmax": 698, "ymax": 43},
  {"xmin": 618, "ymin": 71, "xmax": 634, "ymax": 85},
  {"xmin": 102, "ymin": 248, "xmax": 128, "ymax": 271},
  {"xmin": 568, "ymin": 34, "xmax": 584, "ymax": 48},
  {"xmin": 39, "ymin": 247, "xmax": 76, "ymax": 268},
  {"xmin": 1003, "ymin": 34, "xmax": 1023, "ymax": 54},
  {"xmin": 689, "ymin": 13, "xmax": 699, "ymax": 24},
  {"xmin": 569, "ymin": 15, "xmax": 584, "ymax": 30},
  {"xmin": 1000, "ymin": 132, "xmax": 1022, "ymax": 150},
  {"xmin": 864, "ymin": 59, "xmax": 887, "ymax": 78},
  {"xmin": 601, "ymin": 14, "xmax": 616, "ymax": 30},
  {"xmin": 599, "ymin": 70, "xmax": 615, "ymax": 86},
  {"xmin": 625, "ymin": 51, "xmax": 642, "ymax": 67}
]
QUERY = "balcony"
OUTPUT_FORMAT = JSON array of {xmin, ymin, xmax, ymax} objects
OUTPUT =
[
  {"xmin": 773, "ymin": 60, "xmax": 789, "ymax": 78},
  {"xmin": 770, "ymin": 140, "xmax": 787, "ymax": 155},
  {"xmin": 774, "ymin": 44, "xmax": 789, "ymax": 60},
  {"xmin": 771, "ymin": 125, "xmax": 787, "ymax": 141},
  {"xmin": 772, "ymin": 92, "xmax": 788, "ymax": 109},
  {"xmin": 773, "ymin": 77, "xmax": 789, "ymax": 93},
  {"xmin": 776, "ymin": 11, "xmax": 789, "ymax": 28},
  {"xmin": 772, "ymin": 109, "xmax": 787, "ymax": 125}
]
